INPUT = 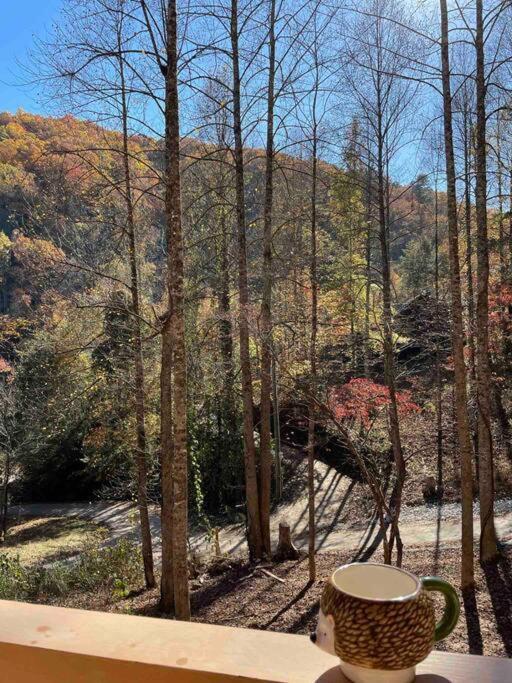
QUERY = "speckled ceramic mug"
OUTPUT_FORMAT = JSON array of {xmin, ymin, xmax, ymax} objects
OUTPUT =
[{"xmin": 311, "ymin": 562, "xmax": 460, "ymax": 683}]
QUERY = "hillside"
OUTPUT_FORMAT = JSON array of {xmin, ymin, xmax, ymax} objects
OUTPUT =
[{"xmin": 0, "ymin": 110, "xmax": 501, "ymax": 513}]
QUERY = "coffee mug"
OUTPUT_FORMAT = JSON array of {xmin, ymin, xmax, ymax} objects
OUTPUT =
[{"xmin": 311, "ymin": 562, "xmax": 460, "ymax": 683}]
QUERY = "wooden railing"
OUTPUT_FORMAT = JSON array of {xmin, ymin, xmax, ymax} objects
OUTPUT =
[{"xmin": 0, "ymin": 600, "xmax": 510, "ymax": 682}]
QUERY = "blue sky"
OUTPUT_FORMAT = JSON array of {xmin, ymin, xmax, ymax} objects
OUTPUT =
[
  {"xmin": 0, "ymin": 1, "xmax": 422, "ymax": 183},
  {"xmin": 0, "ymin": 1, "xmax": 62, "ymax": 114}
]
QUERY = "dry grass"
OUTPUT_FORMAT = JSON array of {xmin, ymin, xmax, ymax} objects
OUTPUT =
[{"xmin": 1, "ymin": 516, "xmax": 107, "ymax": 565}]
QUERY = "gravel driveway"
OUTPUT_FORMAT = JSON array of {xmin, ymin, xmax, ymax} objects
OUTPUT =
[{"xmin": 9, "ymin": 465, "xmax": 512, "ymax": 562}]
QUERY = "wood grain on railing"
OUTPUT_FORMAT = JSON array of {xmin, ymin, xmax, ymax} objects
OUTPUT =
[{"xmin": 0, "ymin": 600, "xmax": 510, "ymax": 682}]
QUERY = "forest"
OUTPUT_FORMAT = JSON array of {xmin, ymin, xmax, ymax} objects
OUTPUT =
[{"xmin": 0, "ymin": 0, "xmax": 512, "ymax": 657}]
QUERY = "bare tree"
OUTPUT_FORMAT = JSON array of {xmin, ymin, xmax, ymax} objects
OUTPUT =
[
  {"xmin": 303, "ymin": 12, "xmax": 328, "ymax": 584},
  {"xmin": 454, "ymin": 72, "xmax": 477, "ymax": 386},
  {"xmin": 439, "ymin": 0, "xmax": 474, "ymax": 587},
  {"xmin": 33, "ymin": 0, "xmax": 158, "ymax": 587},
  {"xmin": 116, "ymin": 5, "xmax": 156, "ymax": 590},
  {"xmin": 342, "ymin": 0, "xmax": 418, "ymax": 565},
  {"xmin": 473, "ymin": 0, "xmax": 498, "ymax": 562},
  {"xmin": 160, "ymin": 0, "xmax": 191, "ymax": 618},
  {"xmin": 230, "ymin": 0, "xmax": 263, "ymax": 561},
  {"xmin": 258, "ymin": 0, "xmax": 277, "ymax": 557}
]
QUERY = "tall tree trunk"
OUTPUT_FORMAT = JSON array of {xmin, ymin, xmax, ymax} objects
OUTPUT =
[
  {"xmin": 474, "ymin": 0, "xmax": 498, "ymax": 563},
  {"xmin": 160, "ymin": 311, "xmax": 174, "ymax": 611},
  {"xmin": 492, "ymin": 123, "xmax": 512, "ymax": 463},
  {"xmin": 259, "ymin": 0, "xmax": 277, "ymax": 557},
  {"xmin": 509, "ymin": 170, "xmax": 512, "ymax": 271},
  {"xmin": 463, "ymin": 112, "xmax": 476, "ymax": 384},
  {"xmin": 230, "ymin": 0, "xmax": 262, "ymax": 561},
  {"xmin": 308, "ymin": 123, "xmax": 318, "ymax": 583},
  {"xmin": 218, "ymin": 198, "xmax": 235, "ymax": 411},
  {"xmin": 496, "ymin": 123, "xmax": 506, "ymax": 283},
  {"xmin": 161, "ymin": 0, "xmax": 190, "ymax": 619},
  {"xmin": 348, "ymin": 225, "xmax": 357, "ymax": 369},
  {"xmin": 364, "ymin": 232, "xmax": 372, "ymax": 375},
  {"xmin": 0, "ymin": 451, "xmax": 9, "ymax": 542},
  {"xmin": 434, "ymin": 186, "xmax": 443, "ymax": 495},
  {"xmin": 376, "ymin": 90, "xmax": 404, "ymax": 567},
  {"xmin": 364, "ymin": 143, "xmax": 373, "ymax": 377},
  {"xmin": 118, "ymin": 32, "xmax": 155, "ymax": 590},
  {"xmin": 217, "ymin": 203, "xmax": 238, "ymax": 490},
  {"xmin": 440, "ymin": 0, "xmax": 474, "ymax": 588},
  {"xmin": 271, "ymin": 351, "xmax": 282, "ymax": 501},
  {"xmin": 213, "ymin": 129, "xmax": 237, "ymax": 455}
]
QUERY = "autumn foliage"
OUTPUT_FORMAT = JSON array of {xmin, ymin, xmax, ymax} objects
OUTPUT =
[
  {"xmin": 330, "ymin": 378, "xmax": 420, "ymax": 427},
  {"xmin": 489, "ymin": 282, "xmax": 512, "ymax": 353}
]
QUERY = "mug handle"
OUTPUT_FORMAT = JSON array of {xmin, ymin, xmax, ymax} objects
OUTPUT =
[{"xmin": 421, "ymin": 576, "xmax": 460, "ymax": 642}]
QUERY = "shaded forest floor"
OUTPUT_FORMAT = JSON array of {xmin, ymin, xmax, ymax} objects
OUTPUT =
[{"xmin": 39, "ymin": 542, "xmax": 512, "ymax": 659}]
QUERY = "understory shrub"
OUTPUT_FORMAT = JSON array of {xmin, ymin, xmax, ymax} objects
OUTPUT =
[
  {"xmin": 0, "ymin": 554, "xmax": 35, "ymax": 600},
  {"xmin": 0, "ymin": 539, "xmax": 143, "ymax": 600},
  {"xmin": 70, "ymin": 538, "xmax": 143, "ymax": 595}
]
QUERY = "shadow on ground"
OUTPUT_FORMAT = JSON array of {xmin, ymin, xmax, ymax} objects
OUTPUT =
[
  {"xmin": 482, "ymin": 551, "xmax": 512, "ymax": 656},
  {"xmin": 4, "ymin": 517, "xmax": 92, "ymax": 547}
]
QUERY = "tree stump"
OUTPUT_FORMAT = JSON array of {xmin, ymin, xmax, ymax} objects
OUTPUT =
[
  {"xmin": 421, "ymin": 476, "xmax": 437, "ymax": 501},
  {"xmin": 274, "ymin": 521, "xmax": 299, "ymax": 561}
]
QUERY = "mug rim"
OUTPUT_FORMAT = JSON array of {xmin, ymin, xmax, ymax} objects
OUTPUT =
[{"xmin": 329, "ymin": 562, "xmax": 421, "ymax": 603}]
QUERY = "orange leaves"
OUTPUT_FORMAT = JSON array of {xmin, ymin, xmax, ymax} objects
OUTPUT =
[
  {"xmin": 83, "ymin": 425, "xmax": 109, "ymax": 450},
  {"xmin": 0, "ymin": 118, "xmax": 44, "ymax": 169},
  {"xmin": 12, "ymin": 233, "xmax": 64, "ymax": 274},
  {"xmin": 488, "ymin": 281, "xmax": 512, "ymax": 356},
  {"xmin": 6, "ymin": 233, "xmax": 65, "ymax": 318},
  {"xmin": 0, "ymin": 138, "xmax": 20, "ymax": 165},
  {"xmin": 0, "ymin": 111, "xmax": 159, "ymax": 220},
  {"xmin": 0, "ymin": 315, "xmax": 31, "ymax": 343},
  {"xmin": 0, "ymin": 356, "xmax": 13, "ymax": 378},
  {"xmin": 329, "ymin": 377, "xmax": 420, "ymax": 427},
  {"xmin": 489, "ymin": 281, "xmax": 512, "ymax": 312}
]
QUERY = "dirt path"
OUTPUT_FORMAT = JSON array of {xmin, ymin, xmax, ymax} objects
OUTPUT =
[{"xmin": 10, "ymin": 463, "xmax": 512, "ymax": 561}]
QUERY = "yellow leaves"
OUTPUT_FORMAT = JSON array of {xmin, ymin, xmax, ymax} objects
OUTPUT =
[
  {"xmin": 0, "ymin": 118, "xmax": 44, "ymax": 170},
  {"xmin": 0, "ymin": 230, "xmax": 11, "ymax": 259},
  {"xmin": 391, "ymin": 268, "xmax": 401, "ymax": 293},
  {"xmin": 0, "ymin": 139, "xmax": 20, "ymax": 165},
  {"xmin": 0, "ymin": 111, "xmax": 155, "ymax": 206},
  {"xmin": 84, "ymin": 425, "xmax": 109, "ymax": 450},
  {"xmin": 0, "ymin": 315, "xmax": 31, "ymax": 343},
  {"xmin": 12, "ymin": 233, "xmax": 65, "ymax": 274},
  {"xmin": 316, "ymin": 289, "xmax": 351, "ymax": 345},
  {"xmin": 0, "ymin": 162, "xmax": 33, "ymax": 193},
  {"xmin": 330, "ymin": 170, "xmax": 364, "ymax": 218},
  {"xmin": 4, "ymin": 122, "xmax": 26, "ymax": 142}
]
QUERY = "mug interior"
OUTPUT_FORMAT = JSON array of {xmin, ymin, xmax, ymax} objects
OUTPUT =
[{"xmin": 331, "ymin": 563, "xmax": 420, "ymax": 601}]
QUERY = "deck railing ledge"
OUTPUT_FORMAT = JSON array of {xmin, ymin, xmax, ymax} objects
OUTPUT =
[{"xmin": 1, "ymin": 599, "xmax": 511, "ymax": 682}]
